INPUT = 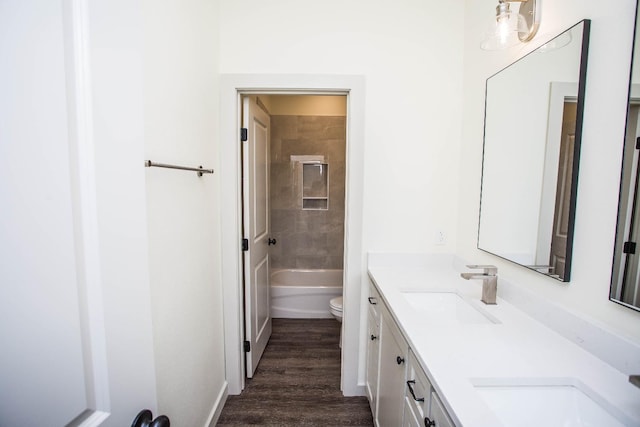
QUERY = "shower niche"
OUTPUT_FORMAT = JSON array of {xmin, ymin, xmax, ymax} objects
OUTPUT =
[{"xmin": 302, "ymin": 162, "xmax": 329, "ymax": 210}]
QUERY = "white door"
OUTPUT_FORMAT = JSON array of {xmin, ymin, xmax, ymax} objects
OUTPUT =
[
  {"xmin": 0, "ymin": 2, "xmax": 156, "ymax": 425},
  {"xmin": 242, "ymin": 97, "xmax": 272, "ymax": 378}
]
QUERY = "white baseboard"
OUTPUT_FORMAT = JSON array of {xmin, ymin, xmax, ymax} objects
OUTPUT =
[
  {"xmin": 342, "ymin": 384, "xmax": 366, "ymax": 397},
  {"xmin": 205, "ymin": 381, "xmax": 228, "ymax": 427}
]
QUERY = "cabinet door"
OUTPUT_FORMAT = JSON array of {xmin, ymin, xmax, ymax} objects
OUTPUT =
[
  {"xmin": 366, "ymin": 308, "xmax": 381, "ymax": 417},
  {"xmin": 377, "ymin": 314, "xmax": 407, "ymax": 427},
  {"xmin": 367, "ymin": 281, "xmax": 381, "ymax": 323}
]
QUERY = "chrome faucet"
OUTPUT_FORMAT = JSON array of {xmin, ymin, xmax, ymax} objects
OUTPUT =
[{"xmin": 460, "ymin": 265, "xmax": 498, "ymax": 305}]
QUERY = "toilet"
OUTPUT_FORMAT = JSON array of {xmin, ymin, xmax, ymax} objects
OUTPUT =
[
  {"xmin": 329, "ymin": 296, "xmax": 343, "ymax": 347},
  {"xmin": 329, "ymin": 296, "xmax": 343, "ymax": 322}
]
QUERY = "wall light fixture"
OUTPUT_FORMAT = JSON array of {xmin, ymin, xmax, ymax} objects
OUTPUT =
[{"xmin": 481, "ymin": 0, "xmax": 541, "ymax": 50}]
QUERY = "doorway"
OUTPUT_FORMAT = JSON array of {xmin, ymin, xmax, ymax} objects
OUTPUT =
[
  {"xmin": 241, "ymin": 94, "xmax": 348, "ymax": 378},
  {"xmin": 220, "ymin": 74, "xmax": 366, "ymax": 397}
]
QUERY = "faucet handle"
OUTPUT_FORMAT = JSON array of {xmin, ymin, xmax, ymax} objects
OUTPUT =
[{"xmin": 465, "ymin": 265, "xmax": 497, "ymax": 275}]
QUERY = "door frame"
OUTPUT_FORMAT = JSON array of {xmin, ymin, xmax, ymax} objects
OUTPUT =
[{"xmin": 220, "ymin": 74, "xmax": 366, "ymax": 395}]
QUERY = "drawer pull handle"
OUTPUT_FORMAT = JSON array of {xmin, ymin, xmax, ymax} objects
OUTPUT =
[
  {"xmin": 396, "ymin": 356, "xmax": 405, "ymax": 365},
  {"xmin": 424, "ymin": 417, "xmax": 436, "ymax": 427},
  {"xmin": 368, "ymin": 297, "xmax": 377, "ymax": 305},
  {"xmin": 407, "ymin": 380, "xmax": 425, "ymax": 402},
  {"xmin": 370, "ymin": 334, "xmax": 378, "ymax": 341}
]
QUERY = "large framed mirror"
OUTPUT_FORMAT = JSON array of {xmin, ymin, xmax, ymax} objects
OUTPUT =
[
  {"xmin": 478, "ymin": 20, "xmax": 591, "ymax": 281},
  {"xmin": 611, "ymin": 2, "xmax": 640, "ymax": 312}
]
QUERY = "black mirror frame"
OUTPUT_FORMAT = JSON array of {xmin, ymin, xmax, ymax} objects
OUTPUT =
[{"xmin": 478, "ymin": 20, "xmax": 591, "ymax": 282}]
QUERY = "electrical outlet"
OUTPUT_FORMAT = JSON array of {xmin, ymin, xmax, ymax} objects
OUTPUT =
[{"xmin": 435, "ymin": 230, "xmax": 446, "ymax": 246}]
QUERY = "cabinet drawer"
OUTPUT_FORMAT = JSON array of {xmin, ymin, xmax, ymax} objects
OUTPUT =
[
  {"xmin": 405, "ymin": 348, "xmax": 431, "ymax": 418},
  {"xmin": 367, "ymin": 280, "xmax": 381, "ymax": 324}
]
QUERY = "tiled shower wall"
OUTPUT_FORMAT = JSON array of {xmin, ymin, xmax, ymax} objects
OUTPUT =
[{"xmin": 270, "ymin": 115, "xmax": 346, "ymax": 270}]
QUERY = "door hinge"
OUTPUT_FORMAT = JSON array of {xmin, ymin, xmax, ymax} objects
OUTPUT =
[
  {"xmin": 241, "ymin": 128, "xmax": 248, "ymax": 142},
  {"xmin": 242, "ymin": 238, "xmax": 249, "ymax": 251},
  {"xmin": 244, "ymin": 340, "xmax": 251, "ymax": 352},
  {"xmin": 624, "ymin": 241, "xmax": 637, "ymax": 254}
]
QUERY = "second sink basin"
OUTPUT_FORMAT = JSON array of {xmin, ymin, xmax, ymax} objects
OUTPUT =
[
  {"xmin": 400, "ymin": 291, "xmax": 497, "ymax": 324},
  {"xmin": 474, "ymin": 380, "xmax": 627, "ymax": 427}
]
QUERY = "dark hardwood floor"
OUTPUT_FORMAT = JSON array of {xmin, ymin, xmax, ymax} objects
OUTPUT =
[{"xmin": 217, "ymin": 318, "xmax": 373, "ymax": 426}]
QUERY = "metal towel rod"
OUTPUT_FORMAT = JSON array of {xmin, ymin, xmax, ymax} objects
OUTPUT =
[{"xmin": 144, "ymin": 160, "xmax": 214, "ymax": 177}]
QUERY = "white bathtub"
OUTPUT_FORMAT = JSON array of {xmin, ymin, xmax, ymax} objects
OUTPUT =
[{"xmin": 270, "ymin": 269, "xmax": 343, "ymax": 318}]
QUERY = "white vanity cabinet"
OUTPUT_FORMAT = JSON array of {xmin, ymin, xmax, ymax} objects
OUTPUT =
[{"xmin": 366, "ymin": 279, "xmax": 456, "ymax": 427}]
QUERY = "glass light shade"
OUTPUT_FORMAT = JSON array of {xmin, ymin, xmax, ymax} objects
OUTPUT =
[
  {"xmin": 481, "ymin": 10, "xmax": 531, "ymax": 50},
  {"xmin": 536, "ymin": 31, "xmax": 572, "ymax": 54}
]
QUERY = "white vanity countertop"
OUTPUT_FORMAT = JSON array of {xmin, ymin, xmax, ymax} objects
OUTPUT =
[{"xmin": 367, "ymin": 255, "xmax": 640, "ymax": 427}]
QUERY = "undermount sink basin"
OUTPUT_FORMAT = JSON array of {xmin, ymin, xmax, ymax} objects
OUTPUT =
[
  {"xmin": 400, "ymin": 291, "xmax": 497, "ymax": 324},
  {"xmin": 474, "ymin": 380, "xmax": 626, "ymax": 427}
]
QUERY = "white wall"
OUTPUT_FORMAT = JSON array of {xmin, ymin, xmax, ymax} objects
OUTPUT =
[
  {"xmin": 458, "ymin": 0, "xmax": 640, "ymax": 343},
  {"xmin": 142, "ymin": 1, "xmax": 226, "ymax": 426},
  {"xmin": 219, "ymin": 0, "xmax": 464, "ymax": 254}
]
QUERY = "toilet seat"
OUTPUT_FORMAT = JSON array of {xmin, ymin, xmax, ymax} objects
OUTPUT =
[
  {"xmin": 329, "ymin": 296, "xmax": 343, "ymax": 321},
  {"xmin": 329, "ymin": 296, "xmax": 344, "ymax": 347}
]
